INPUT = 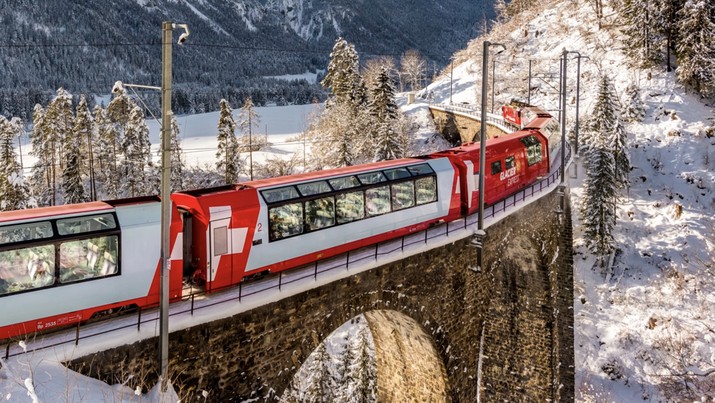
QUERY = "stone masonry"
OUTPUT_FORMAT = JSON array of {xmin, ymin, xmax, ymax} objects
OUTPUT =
[{"xmin": 429, "ymin": 108, "xmax": 505, "ymax": 145}]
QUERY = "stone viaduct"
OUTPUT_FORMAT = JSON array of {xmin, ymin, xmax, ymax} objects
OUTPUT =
[{"xmin": 68, "ymin": 106, "xmax": 574, "ymax": 402}]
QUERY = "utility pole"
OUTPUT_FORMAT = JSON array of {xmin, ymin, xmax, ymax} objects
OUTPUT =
[
  {"xmin": 473, "ymin": 40, "xmax": 505, "ymax": 275},
  {"xmin": 527, "ymin": 59, "xmax": 532, "ymax": 105},
  {"xmin": 248, "ymin": 111, "xmax": 253, "ymax": 181},
  {"xmin": 560, "ymin": 49, "xmax": 567, "ymax": 184},
  {"xmin": 159, "ymin": 20, "xmax": 173, "ymax": 391},
  {"xmin": 450, "ymin": 57, "xmax": 454, "ymax": 104}
]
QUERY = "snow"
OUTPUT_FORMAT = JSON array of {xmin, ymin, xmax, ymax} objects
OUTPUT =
[
  {"xmin": 263, "ymin": 71, "xmax": 322, "ymax": 84},
  {"xmin": 5, "ymin": 0, "xmax": 715, "ymax": 399}
]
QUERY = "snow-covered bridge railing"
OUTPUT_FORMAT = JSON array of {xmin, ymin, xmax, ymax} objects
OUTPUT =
[{"xmin": 427, "ymin": 102, "xmax": 520, "ymax": 134}]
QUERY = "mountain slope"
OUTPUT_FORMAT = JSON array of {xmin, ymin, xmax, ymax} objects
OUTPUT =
[{"xmin": 0, "ymin": 0, "xmax": 490, "ymax": 98}]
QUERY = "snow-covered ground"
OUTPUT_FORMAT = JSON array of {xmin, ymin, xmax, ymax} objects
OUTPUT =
[{"xmin": 4, "ymin": 0, "xmax": 715, "ymax": 400}]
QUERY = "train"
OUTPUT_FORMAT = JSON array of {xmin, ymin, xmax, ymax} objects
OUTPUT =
[{"xmin": 0, "ymin": 110, "xmax": 554, "ymax": 341}]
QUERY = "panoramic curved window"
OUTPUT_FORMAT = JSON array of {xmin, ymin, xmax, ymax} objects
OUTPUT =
[
  {"xmin": 305, "ymin": 197, "xmax": 336, "ymax": 231},
  {"xmin": 0, "ymin": 244, "xmax": 55, "ymax": 295},
  {"xmin": 391, "ymin": 182, "xmax": 415, "ymax": 211},
  {"xmin": 59, "ymin": 235, "xmax": 119, "ymax": 283},
  {"xmin": 366, "ymin": 186, "xmax": 391, "ymax": 217},
  {"xmin": 263, "ymin": 162, "xmax": 439, "ymax": 242},
  {"xmin": 269, "ymin": 202, "xmax": 304, "ymax": 241},
  {"xmin": 336, "ymin": 191, "xmax": 365, "ymax": 224},
  {"xmin": 415, "ymin": 177, "xmax": 437, "ymax": 205}
]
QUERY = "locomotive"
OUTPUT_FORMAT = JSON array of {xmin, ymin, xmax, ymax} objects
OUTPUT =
[{"xmin": 0, "ymin": 111, "xmax": 553, "ymax": 341}]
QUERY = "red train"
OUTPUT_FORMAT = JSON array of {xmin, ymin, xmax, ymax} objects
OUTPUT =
[{"xmin": 0, "ymin": 114, "xmax": 553, "ymax": 341}]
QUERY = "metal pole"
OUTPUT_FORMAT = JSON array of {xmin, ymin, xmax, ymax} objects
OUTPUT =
[
  {"xmin": 450, "ymin": 57, "xmax": 454, "ymax": 105},
  {"xmin": 479, "ymin": 40, "xmax": 489, "ymax": 233},
  {"xmin": 491, "ymin": 58, "xmax": 496, "ymax": 114},
  {"xmin": 527, "ymin": 59, "xmax": 532, "ymax": 105},
  {"xmin": 560, "ymin": 49, "xmax": 567, "ymax": 184},
  {"xmin": 159, "ymin": 20, "xmax": 173, "ymax": 390},
  {"xmin": 249, "ymin": 110, "xmax": 253, "ymax": 181}
]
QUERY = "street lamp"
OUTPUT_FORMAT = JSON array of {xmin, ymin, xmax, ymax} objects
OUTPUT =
[{"xmin": 473, "ymin": 40, "xmax": 506, "ymax": 273}]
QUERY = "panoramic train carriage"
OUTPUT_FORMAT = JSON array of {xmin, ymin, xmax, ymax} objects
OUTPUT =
[
  {"xmin": 431, "ymin": 128, "xmax": 550, "ymax": 216},
  {"xmin": 172, "ymin": 157, "xmax": 461, "ymax": 291},
  {"xmin": 0, "ymin": 197, "xmax": 183, "ymax": 340}
]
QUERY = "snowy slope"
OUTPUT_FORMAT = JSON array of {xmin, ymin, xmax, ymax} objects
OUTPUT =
[{"xmin": 419, "ymin": 0, "xmax": 715, "ymax": 400}]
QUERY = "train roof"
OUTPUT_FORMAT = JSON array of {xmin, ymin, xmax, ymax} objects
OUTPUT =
[
  {"xmin": 432, "ymin": 129, "xmax": 546, "ymax": 156},
  {"xmin": 523, "ymin": 117, "xmax": 553, "ymax": 130},
  {"xmin": 241, "ymin": 156, "xmax": 431, "ymax": 189},
  {"xmin": 0, "ymin": 201, "xmax": 114, "ymax": 224}
]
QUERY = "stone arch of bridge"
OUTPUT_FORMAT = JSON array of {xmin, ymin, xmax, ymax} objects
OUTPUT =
[
  {"xmin": 364, "ymin": 309, "xmax": 449, "ymax": 402},
  {"xmin": 282, "ymin": 309, "xmax": 450, "ymax": 402}
]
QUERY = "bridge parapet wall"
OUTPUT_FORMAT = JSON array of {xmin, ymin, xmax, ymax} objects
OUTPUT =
[{"xmin": 429, "ymin": 106, "xmax": 510, "ymax": 144}]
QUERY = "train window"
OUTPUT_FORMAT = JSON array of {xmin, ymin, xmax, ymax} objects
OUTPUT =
[
  {"xmin": 491, "ymin": 161, "xmax": 502, "ymax": 175},
  {"xmin": 366, "ymin": 186, "xmax": 391, "ymax": 216},
  {"xmin": 297, "ymin": 181, "xmax": 332, "ymax": 197},
  {"xmin": 391, "ymin": 182, "xmax": 415, "ymax": 210},
  {"xmin": 329, "ymin": 176, "xmax": 361, "ymax": 190},
  {"xmin": 415, "ymin": 177, "xmax": 437, "ymax": 205},
  {"xmin": 213, "ymin": 227, "xmax": 228, "ymax": 256},
  {"xmin": 262, "ymin": 186, "xmax": 300, "ymax": 203},
  {"xmin": 59, "ymin": 235, "xmax": 119, "ymax": 283},
  {"xmin": 357, "ymin": 172, "xmax": 387, "ymax": 185},
  {"xmin": 505, "ymin": 156, "xmax": 516, "ymax": 170},
  {"xmin": 57, "ymin": 214, "xmax": 116, "ymax": 236},
  {"xmin": 268, "ymin": 202, "xmax": 304, "ymax": 241},
  {"xmin": 407, "ymin": 164, "xmax": 434, "ymax": 176},
  {"xmin": 384, "ymin": 168, "xmax": 411, "ymax": 180},
  {"xmin": 305, "ymin": 197, "xmax": 336, "ymax": 231},
  {"xmin": 0, "ymin": 244, "xmax": 55, "ymax": 295},
  {"xmin": 0, "ymin": 221, "xmax": 53, "ymax": 245},
  {"xmin": 521, "ymin": 135, "xmax": 544, "ymax": 166},
  {"xmin": 336, "ymin": 191, "xmax": 365, "ymax": 224}
]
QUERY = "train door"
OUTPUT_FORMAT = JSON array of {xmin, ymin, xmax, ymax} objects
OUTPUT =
[{"xmin": 208, "ymin": 217, "xmax": 232, "ymax": 291}]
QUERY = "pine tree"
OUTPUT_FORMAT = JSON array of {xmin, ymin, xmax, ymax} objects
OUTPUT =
[
  {"xmin": 369, "ymin": 67, "xmax": 399, "ymax": 123},
  {"xmin": 676, "ymin": 0, "xmax": 715, "ymax": 96},
  {"xmin": 29, "ymin": 104, "xmax": 54, "ymax": 206},
  {"xmin": 216, "ymin": 99, "xmax": 241, "ymax": 184},
  {"xmin": 238, "ymin": 97, "xmax": 261, "ymax": 180},
  {"xmin": 585, "ymin": 75, "xmax": 630, "ymax": 190},
  {"xmin": 322, "ymin": 37, "xmax": 367, "ymax": 109},
  {"xmin": 581, "ymin": 136, "xmax": 618, "ymax": 264},
  {"xmin": 342, "ymin": 326, "xmax": 377, "ymax": 403},
  {"xmin": 369, "ymin": 67, "xmax": 405, "ymax": 161},
  {"xmin": 170, "ymin": 114, "xmax": 185, "ymax": 191},
  {"xmin": 622, "ymin": 83, "xmax": 646, "ymax": 122},
  {"xmin": 621, "ymin": 0, "xmax": 659, "ymax": 65},
  {"xmin": 74, "ymin": 95, "xmax": 95, "ymax": 200},
  {"xmin": 62, "ymin": 96, "xmax": 87, "ymax": 204},
  {"xmin": 120, "ymin": 104, "xmax": 151, "ymax": 197},
  {"xmin": 94, "ymin": 105, "xmax": 120, "ymax": 199},
  {"xmin": 0, "ymin": 116, "xmax": 29, "ymax": 211},
  {"xmin": 41, "ymin": 88, "xmax": 74, "ymax": 205},
  {"xmin": 301, "ymin": 342, "xmax": 336, "ymax": 402},
  {"xmin": 655, "ymin": 0, "xmax": 684, "ymax": 72}
]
